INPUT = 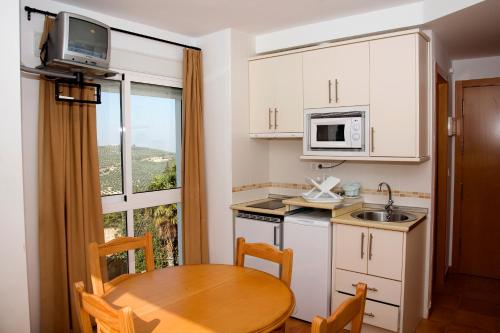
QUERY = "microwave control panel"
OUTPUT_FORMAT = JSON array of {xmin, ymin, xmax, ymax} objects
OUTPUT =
[{"xmin": 350, "ymin": 118, "xmax": 363, "ymax": 148}]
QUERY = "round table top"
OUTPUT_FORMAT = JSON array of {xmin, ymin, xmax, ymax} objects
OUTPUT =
[{"xmin": 103, "ymin": 264, "xmax": 295, "ymax": 333}]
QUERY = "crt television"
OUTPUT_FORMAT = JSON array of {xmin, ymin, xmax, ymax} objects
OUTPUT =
[{"xmin": 47, "ymin": 12, "xmax": 111, "ymax": 69}]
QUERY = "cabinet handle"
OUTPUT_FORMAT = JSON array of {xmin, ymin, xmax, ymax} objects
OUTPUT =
[
  {"xmin": 364, "ymin": 312, "xmax": 375, "ymax": 318},
  {"xmin": 274, "ymin": 108, "xmax": 278, "ymax": 129},
  {"xmin": 273, "ymin": 226, "xmax": 280, "ymax": 246},
  {"xmin": 351, "ymin": 283, "xmax": 378, "ymax": 292},
  {"xmin": 268, "ymin": 108, "xmax": 273, "ymax": 130},
  {"xmin": 370, "ymin": 127, "xmax": 375, "ymax": 153},
  {"xmin": 328, "ymin": 80, "xmax": 332, "ymax": 103},
  {"xmin": 335, "ymin": 78, "xmax": 339, "ymax": 103},
  {"xmin": 369, "ymin": 233, "xmax": 374, "ymax": 260},
  {"xmin": 361, "ymin": 232, "xmax": 365, "ymax": 259}
]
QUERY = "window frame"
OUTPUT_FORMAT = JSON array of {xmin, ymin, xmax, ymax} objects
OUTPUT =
[{"xmin": 101, "ymin": 70, "xmax": 184, "ymax": 271}]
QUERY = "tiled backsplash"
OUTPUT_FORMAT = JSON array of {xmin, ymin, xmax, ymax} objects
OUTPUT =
[{"xmin": 232, "ymin": 182, "xmax": 430, "ymax": 199}]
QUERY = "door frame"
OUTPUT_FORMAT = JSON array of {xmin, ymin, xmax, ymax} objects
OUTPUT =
[
  {"xmin": 433, "ymin": 64, "xmax": 449, "ymax": 288},
  {"xmin": 451, "ymin": 77, "xmax": 500, "ymax": 271}
]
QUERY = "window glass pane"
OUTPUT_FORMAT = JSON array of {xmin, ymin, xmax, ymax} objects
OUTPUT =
[
  {"xmin": 103, "ymin": 211, "xmax": 128, "ymax": 280},
  {"xmin": 96, "ymin": 80, "xmax": 123, "ymax": 196},
  {"xmin": 133, "ymin": 204, "xmax": 179, "ymax": 272},
  {"xmin": 130, "ymin": 82, "xmax": 182, "ymax": 193}
]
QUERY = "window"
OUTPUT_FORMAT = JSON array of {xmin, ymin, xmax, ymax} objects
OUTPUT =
[{"xmin": 96, "ymin": 72, "xmax": 183, "ymax": 275}]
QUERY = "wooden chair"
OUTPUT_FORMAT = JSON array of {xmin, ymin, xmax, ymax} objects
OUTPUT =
[
  {"xmin": 311, "ymin": 283, "xmax": 368, "ymax": 333},
  {"xmin": 235, "ymin": 237, "xmax": 293, "ymax": 287},
  {"xmin": 235, "ymin": 237, "xmax": 294, "ymax": 333},
  {"xmin": 73, "ymin": 281, "xmax": 135, "ymax": 333},
  {"xmin": 89, "ymin": 232, "xmax": 154, "ymax": 296}
]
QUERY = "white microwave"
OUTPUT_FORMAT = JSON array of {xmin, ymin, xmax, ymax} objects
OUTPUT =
[{"xmin": 304, "ymin": 106, "xmax": 369, "ymax": 156}]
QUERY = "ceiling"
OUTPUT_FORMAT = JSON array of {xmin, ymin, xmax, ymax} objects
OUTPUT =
[
  {"xmin": 425, "ymin": 0, "xmax": 500, "ymax": 60},
  {"xmin": 55, "ymin": 0, "xmax": 420, "ymax": 37}
]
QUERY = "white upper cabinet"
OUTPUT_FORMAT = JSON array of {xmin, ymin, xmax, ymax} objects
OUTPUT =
[
  {"xmin": 248, "ymin": 29, "xmax": 429, "ymax": 161},
  {"xmin": 369, "ymin": 34, "xmax": 428, "ymax": 158},
  {"xmin": 249, "ymin": 53, "xmax": 303, "ymax": 137},
  {"xmin": 303, "ymin": 42, "xmax": 369, "ymax": 109}
]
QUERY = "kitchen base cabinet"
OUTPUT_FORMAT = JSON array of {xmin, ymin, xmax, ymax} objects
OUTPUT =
[
  {"xmin": 333, "ymin": 292, "xmax": 400, "ymax": 332},
  {"xmin": 333, "ymin": 220, "xmax": 426, "ymax": 333},
  {"xmin": 335, "ymin": 224, "xmax": 403, "ymax": 280}
]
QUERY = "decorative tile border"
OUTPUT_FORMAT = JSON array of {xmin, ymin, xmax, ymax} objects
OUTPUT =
[{"xmin": 232, "ymin": 182, "xmax": 430, "ymax": 199}]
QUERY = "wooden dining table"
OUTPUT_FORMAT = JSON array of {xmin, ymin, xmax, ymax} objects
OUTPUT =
[{"xmin": 103, "ymin": 264, "xmax": 295, "ymax": 333}]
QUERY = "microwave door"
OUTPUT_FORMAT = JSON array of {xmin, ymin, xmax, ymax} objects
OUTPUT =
[{"xmin": 310, "ymin": 118, "xmax": 351, "ymax": 148}]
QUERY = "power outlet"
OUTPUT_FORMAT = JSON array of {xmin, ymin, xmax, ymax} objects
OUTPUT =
[{"xmin": 310, "ymin": 162, "xmax": 336, "ymax": 170}]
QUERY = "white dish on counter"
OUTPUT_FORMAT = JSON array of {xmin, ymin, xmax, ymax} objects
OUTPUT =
[{"xmin": 302, "ymin": 190, "xmax": 344, "ymax": 203}]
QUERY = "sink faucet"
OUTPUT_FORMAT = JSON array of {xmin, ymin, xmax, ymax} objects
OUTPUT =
[{"xmin": 378, "ymin": 182, "xmax": 394, "ymax": 213}]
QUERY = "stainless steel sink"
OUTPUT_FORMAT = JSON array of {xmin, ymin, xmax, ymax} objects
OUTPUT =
[{"xmin": 351, "ymin": 210, "xmax": 417, "ymax": 223}]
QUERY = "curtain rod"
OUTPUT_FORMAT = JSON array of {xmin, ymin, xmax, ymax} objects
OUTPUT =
[{"xmin": 24, "ymin": 6, "xmax": 201, "ymax": 51}]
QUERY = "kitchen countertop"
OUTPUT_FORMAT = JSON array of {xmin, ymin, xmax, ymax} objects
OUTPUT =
[
  {"xmin": 283, "ymin": 197, "xmax": 363, "ymax": 217},
  {"xmin": 230, "ymin": 198, "xmax": 290, "ymax": 216},
  {"xmin": 231, "ymin": 196, "xmax": 364, "ymax": 217},
  {"xmin": 331, "ymin": 204, "xmax": 427, "ymax": 232}
]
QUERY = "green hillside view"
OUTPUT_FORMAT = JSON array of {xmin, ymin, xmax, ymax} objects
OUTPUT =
[
  {"xmin": 98, "ymin": 145, "xmax": 177, "ymax": 195},
  {"xmin": 99, "ymin": 145, "xmax": 179, "ymax": 279}
]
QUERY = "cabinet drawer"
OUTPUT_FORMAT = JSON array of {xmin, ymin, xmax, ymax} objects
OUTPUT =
[
  {"xmin": 333, "ymin": 292, "xmax": 400, "ymax": 332},
  {"xmin": 335, "ymin": 269, "xmax": 402, "ymax": 306}
]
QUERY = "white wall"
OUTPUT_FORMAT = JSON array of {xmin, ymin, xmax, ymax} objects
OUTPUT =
[
  {"xmin": 0, "ymin": 1, "xmax": 32, "ymax": 332},
  {"xmin": 230, "ymin": 30, "xmax": 271, "ymax": 203},
  {"xmin": 423, "ymin": 0, "xmax": 483, "ymax": 22},
  {"xmin": 198, "ymin": 29, "xmax": 234, "ymax": 265},
  {"xmin": 426, "ymin": 29, "xmax": 452, "ymax": 310},
  {"xmin": 20, "ymin": 1, "xmax": 193, "ymax": 331},
  {"xmin": 255, "ymin": 0, "xmax": 484, "ymax": 54},
  {"xmin": 452, "ymin": 55, "xmax": 500, "ymax": 81}
]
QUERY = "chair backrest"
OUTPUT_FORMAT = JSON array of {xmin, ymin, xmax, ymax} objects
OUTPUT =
[
  {"xmin": 73, "ymin": 281, "xmax": 136, "ymax": 333},
  {"xmin": 235, "ymin": 237, "xmax": 293, "ymax": 287},
  {"xmin": 311, "ymin": 283, "xmax": 367, "ymax": 333},
  {"xmin": 89, "ymin": 232, "xmax": 154, "ymax": 295}
]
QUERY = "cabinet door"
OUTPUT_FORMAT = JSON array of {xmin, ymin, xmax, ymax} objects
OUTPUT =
[
  {"xmin": 273, "ymin": 53, "xmax": 303, "ymax": 133},
  {"xmin": 249, "ymin": 58, "xmax": 275, "ymax": 134},
  {"xmin": 367, "ymin": 228, "xmax": 404, "ymax": 281},
  {"xmin": 336, "ymin": 224, "xmax": 368, "ymax": 274},
  {"xmin": 303, "ymin": 42, "xmax": 369, "ymax": 109},
  {"xmin": 370, "ymin": 34, "xmax": 418, "ymax": 157}
]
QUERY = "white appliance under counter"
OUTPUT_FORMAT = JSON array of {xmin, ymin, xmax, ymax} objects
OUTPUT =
[{"xmin": 284, "ymin": 210, "xmax": 332, "ymax": 322}]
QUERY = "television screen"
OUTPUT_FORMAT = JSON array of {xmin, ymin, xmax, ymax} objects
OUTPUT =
[{"xmin": 68, "ymin": 17, "xmax": 108, "ymax": 59}]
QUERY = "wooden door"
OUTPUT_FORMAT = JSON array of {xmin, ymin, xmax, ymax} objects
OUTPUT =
[
  {"xmin": 367, "ymin": 228, "xmax": 404, "ymax": 281},
  {"xmin": 370, "ymin": 34, "xmax": 418, "ymax": 157},
  {"xmin": 249, "ymin": 58, "xmax": 275, "ymax": 134},
  {"xmin": 433, "ymin": 70, "xmax": 449, "ymax": 288},
  {"xmin": 273, "ymin": 53, "xmax": 303, "ymax": 133},
  {"xmin": 336, "ymin": 224, "xmax": 368, "ymax": 274},
  {"xmin": 456, "ymin": 80, "xmax": 500, "ymax": 279},
  {"xmin": 303, "ymin": 42, "xmax": 369, "ymax": 109}
]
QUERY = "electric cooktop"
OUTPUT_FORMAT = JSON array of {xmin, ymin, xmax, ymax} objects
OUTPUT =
[{"xmin": 246, "ymin": 199, "xmax": 285, "ymax": 210}]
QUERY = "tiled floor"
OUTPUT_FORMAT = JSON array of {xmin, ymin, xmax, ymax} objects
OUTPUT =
[{"xmin": 285, "ymin": 273, "xmax": 500, "ymax": 333}]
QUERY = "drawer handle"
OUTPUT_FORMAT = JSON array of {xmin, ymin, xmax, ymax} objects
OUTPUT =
[
  {"xmin": 364, "ymin": 312, "xmax": 375, "ymax": 318},
  {"xmin": 351, "ymin": 283, "xmax": 378, "ymax": 292}
]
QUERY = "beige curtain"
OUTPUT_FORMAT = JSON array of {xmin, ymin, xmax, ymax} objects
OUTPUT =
[
  {"xmin": 38, "ymin": 79, "xmax": 104, "ymax": 332},
  {"xmin": 181, "ymin": 49, "xmax": 209, "ymax": 264}
]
